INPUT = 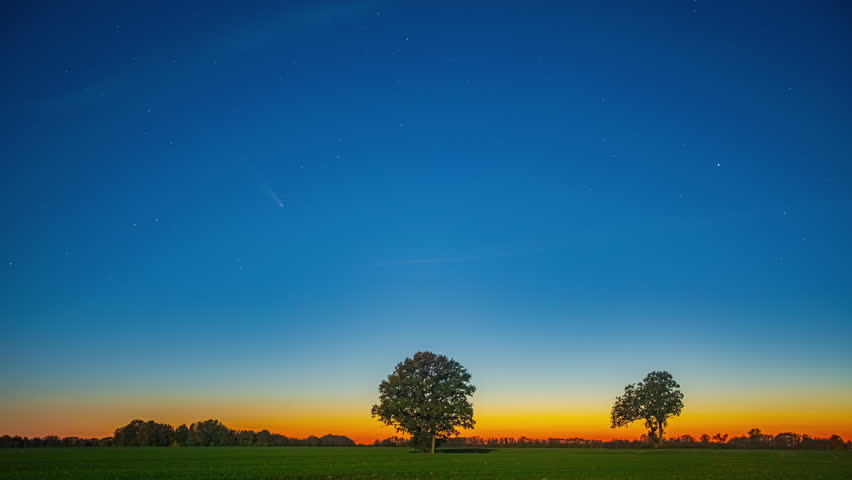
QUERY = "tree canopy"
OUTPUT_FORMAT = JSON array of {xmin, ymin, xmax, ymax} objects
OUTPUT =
[
  {"xmin": 371, "ymin": 351, "xmax": 476, "ymax": 453},
  {"xmin": 106, "ymin": 419, "xmax": 355, "ymax": 447},
  {"xmin": 113, "ymin": 419, "xmax": 174, "ymax": 446},
  {"xmin": 610, "ymin": 371, "xmax": 684, "ymax": 447}
]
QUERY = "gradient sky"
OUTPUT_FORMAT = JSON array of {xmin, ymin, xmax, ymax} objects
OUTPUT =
[{"xmin": 2, "ymin": 1, "xmax": 851, "ymax": 444}]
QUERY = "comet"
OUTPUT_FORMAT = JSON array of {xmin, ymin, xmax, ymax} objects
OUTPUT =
[
  {"xmin": 263, "ymin": 185, "xmax": 285, "ymax": 208},
  {"xmin": 248, "ymin": 160, "xmax": 285, "ymax": 208}
]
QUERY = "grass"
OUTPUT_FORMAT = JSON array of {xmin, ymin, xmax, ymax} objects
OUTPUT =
[{"xmin": 0, "ymin": 447, "xmax": 850, "ymax": 479}]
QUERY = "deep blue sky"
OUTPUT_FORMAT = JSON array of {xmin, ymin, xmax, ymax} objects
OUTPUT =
[{"xmin": 2, "ymin": 1, "xmax": 851, "ymax": 439}]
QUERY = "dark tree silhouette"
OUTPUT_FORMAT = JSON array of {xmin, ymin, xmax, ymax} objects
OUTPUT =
[
  {"xmin": 829, "ymin": 435, "xmax": 846, "ymax": 450},
  {"xmin": 174, "ymin": 424, "xmax": 189, "ymax": 446},
  {"xmin": 237, "ymin": 430, "xmax": 256, "ymax": 446},
  {"xmin": 113, "ymin": 420, "xmax": 173, "ymax": 446},
  {"xmin": 774, "ymin": 432, "xmax": 802, "ymax": 449},
  {"xmin": 255, "ymin": 430, "xmax": 273, "ymax": 447},
  {"xmin": 747, "ymin": 427, "xmax": 772, "ymax": 447},
  {"xmin": 610, "ymin": 371, "xmax": 684, "ymax": 447},
  {"xmin": 0, "ymin": 427, "xmax": 848, "ymax": 450},
  {"xmin": 371, "ymin": 351, "xmax": 476, "ymax": 453},
  {"xmin": 189, "ymin": 419, "xmax": 233, "ymax": 446}
]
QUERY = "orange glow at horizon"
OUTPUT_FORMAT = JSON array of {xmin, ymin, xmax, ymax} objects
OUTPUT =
[{"xmin": 2, "ymin": 398, "xmax": 850, "ymax": 445}]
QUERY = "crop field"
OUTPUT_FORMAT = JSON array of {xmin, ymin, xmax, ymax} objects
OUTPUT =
[{"xmin": 1, "ymin": 447, "xmax": 850, "ymax": 480}]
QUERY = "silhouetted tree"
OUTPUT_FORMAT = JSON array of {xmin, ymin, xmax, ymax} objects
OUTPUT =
[
  {"xmin": 237, "ymin": 430, "xmax": 256, "ymax": 446},
  {"xmin": 610, "ymin": 371, "xmax": 684, "ymax": 448},
  {"xmin": 113, "ymin": 419, "xmax": 173, "ymax": 446},
  {"xmin": 774, "ymin": 432, "xmax": 801, "ymax": 449},
  {"xmin": 373, "ymin": 436, "xmax": 409, "ymax": 447},
  {"xmin": 271, "ymin": 433, "xmax": 289, "ymax": 446},
  {"xmin": 188, "ymin": 419, "xmax": 234, "ymax": 446},
  {"xmin": 747, "ymin": 427, "xmax": 771, "ymax": 448},
  {"xmin": 43, "ymin": 436, "xmax": 61, "ymax": 447},
  {"xmin": 174, "ymin": 424, "xmax": 189, "ymax": 446},
  {"xmin": 255, "ymin": 430, "xmax": 273, "ymax": 447},
  {"xmin": 371, "ymin": 351, "xmax": 476, "ymax": 453},
  {"xmin": 318, "ymin": 434, "xmax": 355, "ymax": 447}
]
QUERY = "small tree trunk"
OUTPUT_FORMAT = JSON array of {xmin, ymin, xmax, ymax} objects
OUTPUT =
[
  {"xmin": 430, "ymin": 435, "xmax": 436, "ymax": 454},
  {"xmin": 657, "ymin": 420, "xmax": 664, "ymax": 448}
]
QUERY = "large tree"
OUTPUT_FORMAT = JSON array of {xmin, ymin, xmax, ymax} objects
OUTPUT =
[
  {"xmin": 188, "ymin": 419, "xmax": 234, "ymax": 446},
  {"xmin": 113, "ymin": 419, "xmax": 174, "ymax": 446},
  {"xmin": 371, "ymin": 351, "xmax": 476, "ymax": 453},
  {"xmin": 610, "ymin": 371, "xmax": 684, "ymax": 447}
]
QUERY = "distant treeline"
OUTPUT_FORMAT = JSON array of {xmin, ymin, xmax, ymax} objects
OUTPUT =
[
  {"xmin": 374, "ymin": 428, "xmax": 851, "ymax": 450},
  {"xmin": 3, "ymin": 423, "xmax": 849, "ymax": 450},
  {"xmin": 0, "ymin": 419, "xmax": 355, "ymax": 448}
]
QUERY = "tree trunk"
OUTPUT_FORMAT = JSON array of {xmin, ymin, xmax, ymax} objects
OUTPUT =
[
  {"xmin": 657, "ymin": 420, "xmax": 664, "ymax": 448},
  {"xmin": 430, "ymin": 435, "xmax": 436, "ymax": 454}
]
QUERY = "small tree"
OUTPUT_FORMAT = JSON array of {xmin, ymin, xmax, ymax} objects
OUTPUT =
[
  {"xmin": 371, "ymin": 351, "xmax": 476, "ymax": 453},
  {"xmin": 610, "ymin": 371, "xmax": 684, "ymax": 448}
]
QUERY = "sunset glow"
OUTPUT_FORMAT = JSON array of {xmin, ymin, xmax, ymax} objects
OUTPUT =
[{"xmin": 2, "ymin": 1, "xmax": 851, "ymax": 456}]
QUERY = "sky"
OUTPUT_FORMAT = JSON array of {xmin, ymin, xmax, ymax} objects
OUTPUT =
[{"xmin": 2, "ymin": 1, "xmax": 851, "ymax": 444}]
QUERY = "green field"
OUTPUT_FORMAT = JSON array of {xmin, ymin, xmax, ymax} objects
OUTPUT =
[{"xmin": 1, "ymin": 447, "xmax": 850, "ymax": 480}]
